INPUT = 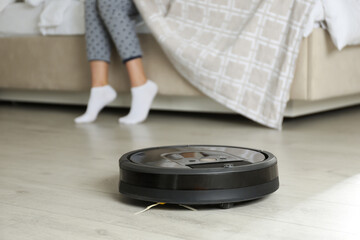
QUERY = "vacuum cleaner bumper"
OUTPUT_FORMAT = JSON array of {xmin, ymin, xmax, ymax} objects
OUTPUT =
[{"xmin": 119, "ymin": 145, "xmax": 279, "ymax": 207}]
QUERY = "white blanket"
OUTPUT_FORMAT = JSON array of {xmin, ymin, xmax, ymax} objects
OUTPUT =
[
  {"xmin": 39, "ymin": 0, "xmax": 85, "ymax": 35},
  {"xmin": 0, "ymin": 0, "xmax": 15, "ymax": 13},
  {"xmin": 25, "ymin": 0, "xmax": 45, "ymax": 6},
  {"xmin": 35, "ymin": 0, "xmax": 85, "ymax": 35},
  {"xmin": 39, "ymin": 0, "xmax": 72, "ymax": 28}
]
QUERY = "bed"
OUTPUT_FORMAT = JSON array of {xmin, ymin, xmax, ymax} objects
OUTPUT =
[{"xmin": 0, "ymin": 1, "xmax": 359, "ymax": 127}]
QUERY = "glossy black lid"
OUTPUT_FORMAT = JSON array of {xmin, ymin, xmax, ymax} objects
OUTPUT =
[{"xmin": 128, "ymin": 145, "xmax": 267, "ymax": 169}]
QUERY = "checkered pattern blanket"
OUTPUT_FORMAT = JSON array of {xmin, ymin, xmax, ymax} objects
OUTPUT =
[{"xmin": 134, "ymin": 0, "xmax": 314, "ymax": 129}]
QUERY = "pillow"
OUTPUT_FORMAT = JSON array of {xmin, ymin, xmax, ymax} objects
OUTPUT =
[
  {"xmin": 303, "ymin": 0, "xmax": 325, "ymax": 37},
  {"xmin": 323, "ymin": 0, "xmax": 360, "ymax": 50},
  {"xmin": 0, "ymin": 0, "xmax": 16, "ymax": 13}
]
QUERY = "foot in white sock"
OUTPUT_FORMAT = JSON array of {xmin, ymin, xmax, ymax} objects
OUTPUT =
[
  {"xmin": 74, "ymin": 85, "xmax": 117, "ymax": 123},
  {"xmin": 119, "ymin": 80, "xmax": 158, "ymax": 124}
]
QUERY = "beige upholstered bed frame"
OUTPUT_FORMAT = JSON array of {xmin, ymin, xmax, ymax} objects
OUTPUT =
[{"xmin": 0, "ymin": 29, "xmax": 359, "ymax": 117}]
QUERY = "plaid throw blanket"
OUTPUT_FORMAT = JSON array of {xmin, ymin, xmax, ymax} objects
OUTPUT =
[{"xmin": 134, "ymin": 0, "xmax": 314, "ymax": 129}]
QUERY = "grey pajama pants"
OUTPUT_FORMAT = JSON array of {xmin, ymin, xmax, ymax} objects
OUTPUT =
[{"xmin": 85, "ymin": 0, "xmax": 142, "ymax": 63}]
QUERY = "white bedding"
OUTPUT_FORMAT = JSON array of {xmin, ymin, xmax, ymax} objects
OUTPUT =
[
  {"xmin": 0, "ymin": 2, "xmax": 85, "ymax": 36},
  {"xmin": 1, "ymin": 1, "xmax": 359, "ymax": 50},
  {"xmin": 0, "ymin": 2, "xmax": 149, "ymax": 37},
  {"xmin": 39, "ymin": 0, "xmax": 85, "ymax": 35},
  {"xmin": 304, "ymin": 0, "xmax": 360, "ymax": 50},
  {"xmin": 323, "ymin": 0, "xmax": 360, "ymax": 50},
  {"xmin": 0, "ymin": 3, "xmax": 42, "ymax": 36},
  {"xmin": 0, "ymin": 0, "xmax": 15, "ymax": 13}
]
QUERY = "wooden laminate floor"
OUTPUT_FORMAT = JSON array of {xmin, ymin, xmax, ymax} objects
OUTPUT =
[{"xmin": 0, "ymin": 103, "xmax": 359, "ymax": 240}]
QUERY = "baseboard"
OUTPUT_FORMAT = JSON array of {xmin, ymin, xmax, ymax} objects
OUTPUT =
[
  {"xmin": 0, "ymin": 89, "xmax": 232, "ymax": 114},
  {"xmin": 285, "ymin": 94, "xmax": 360, "ymax": 117},
  {"xmin": 0, "ymin": 89, "xmax": 359, "ymax": 117}
]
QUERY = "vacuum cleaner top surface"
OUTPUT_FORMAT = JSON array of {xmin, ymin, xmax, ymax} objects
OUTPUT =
[{"xmin": 119, "ymin": 145, "xmax": 279, "ymax": 208}]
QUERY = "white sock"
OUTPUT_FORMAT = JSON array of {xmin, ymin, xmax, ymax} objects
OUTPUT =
[
  {"xmin": 119, "ymin": 80, "xmax": 158, "ymax": 124},
  {"xmin": 74, "ymin": 85, "xmax": 117, "ymax": 123}
]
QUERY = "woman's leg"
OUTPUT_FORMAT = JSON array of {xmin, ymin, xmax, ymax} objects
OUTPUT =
[
  {"xmin": 126, "ymin": 58, "xmax": 146, "ymax": 88},
  {"xmin": 90, "ymin": 61, "xmax": 109, "ymax": 87},
  {"xmin": 98, "ymin": 0, "xmax": 158, "ymax": 124},
  {"xmin": 74, "ymin": 0, "xmax": 117, "ymax": 123}
]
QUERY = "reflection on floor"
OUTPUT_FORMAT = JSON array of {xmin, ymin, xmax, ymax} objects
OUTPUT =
[{"xmin": 0, "ymin": 102, "xmax": 359, "ymax": 239}]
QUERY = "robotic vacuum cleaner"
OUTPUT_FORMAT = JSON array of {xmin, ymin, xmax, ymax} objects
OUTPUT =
[{"xmin": 119, "ymin": 145, "xmax": 279, "ymax": 208}]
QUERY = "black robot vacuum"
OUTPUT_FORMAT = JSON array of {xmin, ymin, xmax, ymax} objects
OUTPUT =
[{"xmin": 119, "ymin": 145, "xmax": 279, "ymax": 208}]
